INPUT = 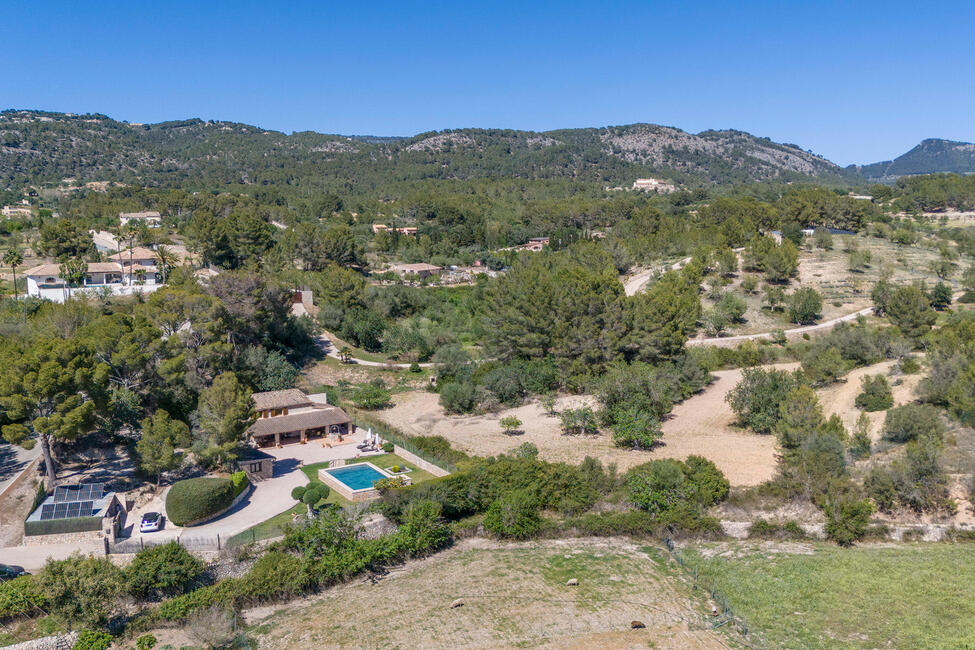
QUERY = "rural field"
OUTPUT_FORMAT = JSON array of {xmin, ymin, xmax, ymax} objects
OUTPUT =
[
  {"xmin": 692, "ymin": 233, "xmax": 953, "ymax": 338},
  {"xmin": 242, "ymin": 538, "xmax": 739, "ymax": 649},
  {"xmin": 682, "ymin": 540, "xmax": 975, "ymax": 648},
  {"xmin": 372, "ymin": 366, "xmax": 784, "ymax": 487}
]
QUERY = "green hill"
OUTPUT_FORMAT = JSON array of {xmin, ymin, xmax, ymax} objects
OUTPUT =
[
  {"xmin": 851, "ymin": 138, "xmax": 975, "ymax": 179},
  {"xmin": 0, "ymin": 109, "xmax": 853, "ymax": 193}
]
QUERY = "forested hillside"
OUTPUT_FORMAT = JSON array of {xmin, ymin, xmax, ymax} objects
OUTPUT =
[
  {"xmin": 852, "ymin": 138, "xmax": 975, "ymax": 180},
  {"xmin": 0, "ymin": 109, "xmax": 854, "ymax": 193}
]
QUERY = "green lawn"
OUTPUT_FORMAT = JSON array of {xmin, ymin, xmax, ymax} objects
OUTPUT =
[
  {"xmin": 682, "ymin": 541, "xmax": 975, "ymax": 648},
  {"xmin": 228, "ymin": 453, "xmax": 434, "ymax": 547}
]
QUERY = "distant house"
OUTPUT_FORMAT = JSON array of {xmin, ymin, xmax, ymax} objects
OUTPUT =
[
  {"xmin": 389, "ymin": 262, "xmax": 443, "ymax": 279},
  {"xmin": 119, "ymin": 210, "xmax": 162, "ymax": 227},
  {"xmin": 632, "ymin": 178, "xmax": 677, "ymax": 193},
  {"xmin": 372, "ymin": 224, "xmax": 418, "ymax": 236},
  {"xmin": 1, "ymin": 204, "xmax": 31, "ymax": 217},
  {"xmin": 109, "ymin": 246, "xmax": 160, "ymax": 283},
  {"xmin": 248, "ymin": 389, "xmax": 353, "ymax": 447},
  {"xmin": 25, "ymin": 262, "xmax": 124, "ymax": 301}
]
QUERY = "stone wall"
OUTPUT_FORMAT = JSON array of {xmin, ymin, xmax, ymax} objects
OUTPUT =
[
  {"xmin": 21, "ymin": 528, "xmax": 104, "ymax": 547},
  {"xmin": 4, "ymin": 632, "xmax": 78, "ymax": 650}
]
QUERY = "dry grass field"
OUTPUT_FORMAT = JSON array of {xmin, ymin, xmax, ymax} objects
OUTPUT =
[
  {"xmin": 372, "ymin": 366, "xmax": 793, "ymax": 487},
  {"xmin": 244, "ymin": 538, "xmax": 738, "ymax": 649},
  {"xmin": 694, "ymin": 234, "xmax": 954, "ymax": 338}
]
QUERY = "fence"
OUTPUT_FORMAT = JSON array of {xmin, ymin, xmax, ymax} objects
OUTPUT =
[
  {"xmin": 109, "ymin": 533, "xmax": 225, "ymax": 554},
  {"xmin": 662, "ymin": 537, "xmax": 750, "ymax": 639},
  {"xmin": 351, "ymin": 410, "xmax": 464, "ymax": 473}
]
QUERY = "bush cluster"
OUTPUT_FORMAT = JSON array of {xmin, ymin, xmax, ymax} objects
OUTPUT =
[{"xmin": 855, "ymin": 375, "xmax": 894, "ymax": 412}]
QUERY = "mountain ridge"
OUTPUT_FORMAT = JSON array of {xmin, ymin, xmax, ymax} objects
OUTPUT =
[
  {"xmin": 0, "ymin": 109, "xmax": 854, "ymax": 192},
  {"xmin": 851, "ymin": 138, "xmax": 975, "ymax": 180}
]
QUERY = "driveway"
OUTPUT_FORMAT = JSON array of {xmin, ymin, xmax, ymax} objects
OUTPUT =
[
  {"xmin": 122, "ymin": 428, "xmax": 383, "ymax": 544},
  {"xmin": 0, "ymin": 442, "xmax": 40, "ymax": 500}
]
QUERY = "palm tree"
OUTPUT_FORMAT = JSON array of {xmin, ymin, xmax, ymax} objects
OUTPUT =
[
  {"xmin": 3, "ymin": 248, "xmax": 23, "ymax": 299},
  {"xmin": 155, "ymin": 245, "xmax": 177, "ymax": 285},
  {"xmin": 58, "ymin": 258, "xmax": 86, "ymax": 300}
]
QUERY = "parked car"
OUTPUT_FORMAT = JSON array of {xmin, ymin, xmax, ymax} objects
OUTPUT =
[
  {"xmin": 140, "ymin": 512, "xmax": 163, "ymax": 533},
  {"xmin": 0, "ymin": 564, "xmax": 28, "ymax": 581}
]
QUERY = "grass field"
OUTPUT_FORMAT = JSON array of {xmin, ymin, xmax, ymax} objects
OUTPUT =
[
  {"xmin": 682, "ymin": 541, "xmax": 975, "ymax": 648},
  {"xmin": 245, "ymin": 538, "xmax": 736, "ymax": 649}
]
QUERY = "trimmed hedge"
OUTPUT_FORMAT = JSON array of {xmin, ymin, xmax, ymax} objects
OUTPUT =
[
  {"xmin": 230, "ymin": 471, "xmax": 249, "ymax": 498},
  {"xmin": 166, "ymin": 477, "xmax": 235, "ymax": 526},
  {"xmin": 24, "ymin": 515, "xmax": 102, "ymax": 537}
]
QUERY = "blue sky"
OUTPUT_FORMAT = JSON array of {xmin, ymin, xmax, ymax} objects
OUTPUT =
[{"xmin": 3, "ymin": 0, "xmax": 973, "ymax": 165}]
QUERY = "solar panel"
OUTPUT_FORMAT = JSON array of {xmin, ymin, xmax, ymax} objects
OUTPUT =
[
  {"xmin": 52, "ymin": 483, "xmax": 106, "ymax": 503},
  {"xmin": 54, "ymin": 503, "xmax": 68, "ymax": 519},
  {"xmin": 66, "ymin": 502, "xmax": 80, "ymax": 517},
  {"xmin": 77, "ymin": 501, "xmax": 93, "ymax": 518},
  {"xmin": 40, "ymin": 504, "xmax": 56, "ymax": 520}
]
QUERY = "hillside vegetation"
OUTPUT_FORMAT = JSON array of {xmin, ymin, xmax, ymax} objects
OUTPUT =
[{"xmin": 0, "ymin": 109, "xmax": 853, "ymax": 192}]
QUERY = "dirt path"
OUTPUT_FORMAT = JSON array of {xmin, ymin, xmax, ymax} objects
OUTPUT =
[
  {"xmin": 372, "ymin": 365, "xmax": 792, "ymax": 486},
  {"xmin": 815, "ymin": 360, "xmax": 922, "ymax": 439}
]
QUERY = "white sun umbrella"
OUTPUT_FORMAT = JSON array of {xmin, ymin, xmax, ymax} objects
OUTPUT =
[{"xmin": 367, "ymin": 427, "xmax": 373, "ymax": 444}]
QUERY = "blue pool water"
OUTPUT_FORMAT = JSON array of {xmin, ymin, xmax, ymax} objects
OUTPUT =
[{"xmin": 325, "ymin": 464, "xmax": 387, "ymax": 490}]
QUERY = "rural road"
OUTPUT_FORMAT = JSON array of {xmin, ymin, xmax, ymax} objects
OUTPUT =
[{"xmin": 316, "ymin": 334, "xmax": 434, "ymax": 368}]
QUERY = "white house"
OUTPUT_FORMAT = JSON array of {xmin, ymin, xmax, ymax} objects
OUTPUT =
[
  {"xmin": 119, "ymin": 211, "xmax": 162, "ymax": 227},
  {"xmin": 108, "ymin": 246, "xmax": 162, "ymax": 284},
  {"xmin": 2, "ymin": 205, "xmax": 32, "ymax": 217},
  {"xmin": 632, "ymin": 178, "xmax": 677, "ymax": 193},
  {"xmin": 24, "ymin": 260, "xmax": 164, "ymax": 303}
]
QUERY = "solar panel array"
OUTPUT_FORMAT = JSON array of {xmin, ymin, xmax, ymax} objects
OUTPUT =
[
  {"xmin": 38, "ymin": 500, "xmax": 95, "ymax": 520},
  {"xmin": 53, "ymin": 483, "xmax": 105, "ymax": 503}
]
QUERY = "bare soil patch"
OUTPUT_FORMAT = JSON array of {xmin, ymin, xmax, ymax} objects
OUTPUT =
[{"xmin": 372, "ymin": 366, "xmax": 789, "ymax": 486}]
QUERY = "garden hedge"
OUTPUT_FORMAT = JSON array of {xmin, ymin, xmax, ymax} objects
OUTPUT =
[{"xmin": 165, "ymin": 477, "xmax": 235, "ymax": 526}]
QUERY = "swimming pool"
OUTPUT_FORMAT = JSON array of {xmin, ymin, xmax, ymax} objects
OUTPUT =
[{"xmin": 324, "ymin": 463, "xmax": 389, "ymax": 490}]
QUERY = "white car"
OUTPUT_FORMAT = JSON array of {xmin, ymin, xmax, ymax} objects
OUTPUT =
[{"xmin": 140, "ymin": 512, "xmax": 162, "ymax": 533}]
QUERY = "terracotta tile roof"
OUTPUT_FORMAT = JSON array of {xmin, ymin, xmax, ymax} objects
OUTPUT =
[
  {"xmin": 251, "ymin": 389, "xmax": 312, "ymax": 412},
  {"xmin": 25, "ymin": 262, "xmax": 123, "ymax": 276},
  {"xmin": 108, "ymin": 247, "xmax": 158, "ymax": 262},
  {"xmin": 248, "ymin": 407, "xmax": 351, "ymax": 437}
]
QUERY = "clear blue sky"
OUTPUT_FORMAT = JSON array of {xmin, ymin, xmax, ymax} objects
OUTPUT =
[{"xmin": 3, "ymin": 0, "xmax": 973, "ymax": 165}]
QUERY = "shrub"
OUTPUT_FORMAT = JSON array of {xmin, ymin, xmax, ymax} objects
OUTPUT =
[
  {"xmin": 241, "ymin": 552, "xmax": 313, "ymax": 602},
  {"xmin": 229, "ymin": 470, "xmax": 249, "ymax": 497},
  {"xmin": 72, "ymin": 630, "xmax": 113, "ymax": 650},
  {"xmin": 899, "ymin": 356, "xmax": 921, "ymax": 374},
  {"xmin": 788, "ymin": 287, "xmax": 823, "ymax": 324},
  {"xmin": 136, "ymin": 634, "xmax": 157, "ymax": 650},
  {"xmin": 381, "ymin": 441, "xmax": 394, "ymax": 453},
  {"xmin": 559, "ymin": 407, "xmax": 598, "ymax": 435},
  {"xmin": 499, "ymin": 416, "xmax": 522, "ymax": 435},
  {"xmin": 610, "ymin": 406, "xmax": 662, "ymax": 450},
  {"xmin": 301, "ymin": 484, "xmax": 330, "ymax": 513},
  {"xmin": 439, "ymin": 381, "xmax": 477, "ymax": 413},
  {"xmin": 409, "ymin": 362, "xmax": 421, "ymax": 373},
  {"xmin": 855, "ymin": 375, "xmax": 894, "ymax": 411},
  {"xmin": 39, "ymin": 555, "xmax": 123, "ymax": 626},
  {"xmin": 627, "ymin": 458, "xmax": 701, "ymax": 516},
  {"xmin": 748, "ymin": 519, "xmax": 807, "ymax": 540},
  {"xmin": 726, "ymin": 367, "xmax": 802, "ymax": 434},
  {"xmin": 125, "ymin": 542, "xmax": 206, "ymax": 599},
  {"xmin": 882, "ymin": 404, "xmax": 945, "ymax": 443},
  {"xmin": 483, "ymin": 490, "xmax": 541, "ymax": 539},
  {"xmin": 823, "ymin": 493, "xmax": 874, "ymax": 546},
  {"xmin": 166, "ymin": 477, "xmax": 235, "ymax": 526},
  {"xmin": 683, "ymin": 455, "xmax": 730, "ymax": 506},
  {"xmin": 352, "ymin": 382, "xmax": 392, "ymax": 409},
  {"xmin": 0, "ymin": 574, "xmax": 48, "ymax": 621},
  {"xmin": 184, "ymin": 605, "xmax": 237, "ymax": 650},
  {"xmin": 398, "ymin": 500, "xmax": 453, "ymax": 555}
]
